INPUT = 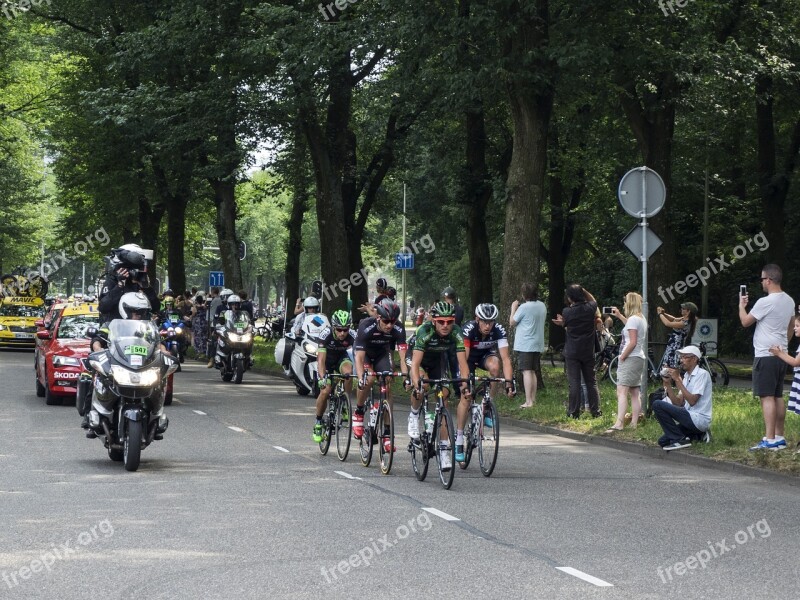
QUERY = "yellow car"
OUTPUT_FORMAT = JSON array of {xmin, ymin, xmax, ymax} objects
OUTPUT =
[{"xmin": 0, "ymin": 296, "xmax": 47, "ymax": 349}]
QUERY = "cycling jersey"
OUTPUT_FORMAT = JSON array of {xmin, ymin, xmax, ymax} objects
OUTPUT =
[
  {"xmin": 355, "ymin": 317, "xmax": 407, "ymax": 355},
  {"xmin": 314, "ymin": 326, "xmax": 356, "ymax": 372},
  {"xmin": 412, "ymin": 322, "xmax": 465, "ymax": 354},
  {"xmin": 461, "ymin": 320, "xmax": 508, "ymax": 360}
]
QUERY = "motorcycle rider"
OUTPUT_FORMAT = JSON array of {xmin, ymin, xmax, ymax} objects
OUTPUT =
[
  {"xmin": 282, "ymin": 297, "xmax": 322, "ymax": 370},
  {"xmin": 214, "ymin": 293, "xmax": 254, "ymax": 369},
  {"xmin": 312, "ymin": 310, "xmax": 356, "ymax": 443},
  {"xmin": 97, "ymin": 244, "xmax": 159, "ymax": 325}
]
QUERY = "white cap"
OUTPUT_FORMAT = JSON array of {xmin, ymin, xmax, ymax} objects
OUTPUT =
[{"xmin": 677, "ymin": 345, "xmax": 701, "ymax": 359}]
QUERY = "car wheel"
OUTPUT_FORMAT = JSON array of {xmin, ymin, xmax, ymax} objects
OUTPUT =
[
  {"xmin": 44, "ymin": 369, "xmax": 61, "ymax": 406},
  {"xmin": 35, "ymin": 371, "xmax": 45, "ymax": 398}
]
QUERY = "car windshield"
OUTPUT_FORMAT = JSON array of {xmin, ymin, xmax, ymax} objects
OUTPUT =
[
  {"xmin": 107, "ymin": 319, "xmax": 160, "ymax": 365},
  {"xmin": 225, "ymin": 310, "xmax": 252, "ymax": 332},
  {"xmin": 0, "ymin": 304, "xmax": 45, "ymax": 318},
  {"xmin": 57, "ymin": 315, "xmax": 100, "ymax": 339}
]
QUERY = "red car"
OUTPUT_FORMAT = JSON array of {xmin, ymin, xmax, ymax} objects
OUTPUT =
[{"xmin": 35, "ymin": 303, "xmax": 99, "ymax": 406}]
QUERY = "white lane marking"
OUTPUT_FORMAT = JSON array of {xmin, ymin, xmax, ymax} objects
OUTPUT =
[
  {"xmin": 422, "ymin": 507, "xmax": 460, "ymax": 522},
  {"xmin": 228, "ymin": 426, "xmax": 246, "ymax": 433},
  {"xmin": 273, "ymin": 446, "xmax": 290, "ymax": 453},
  {"xmin": 334, "ymin": 471, "xmax": 362, "ymax": 480},
  {"xmin": 556, "ymin": 567, "xmax": 613, "ymax": 587},
  {"xmin": 192, "ymin": 410, "xmax": 207, "ymax": 416}
]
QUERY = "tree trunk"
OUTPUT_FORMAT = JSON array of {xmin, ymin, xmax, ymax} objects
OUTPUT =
[
  {"xmin": 166, "ymin": 196, "xmax": 188, "ymax": 295},
  {"xmin": 137, "ymin": 196, "xmax": 164, "ymax": 274},
  {"xmin": 210, "ymin": 178, "xmax": 243, "ymax": 292},
  {"xmin": 498, "ymin": 0, "xmax": 554, "ymax": 323},
  {"xmin": 284, "ymin": 187, "xmax": 308, "ymax": 318}
]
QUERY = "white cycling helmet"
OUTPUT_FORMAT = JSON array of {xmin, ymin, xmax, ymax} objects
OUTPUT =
[
  {"xmin": 119, "ymin": 291, "xmax": 153, "ymax": 320},
  {"xmin": 303, "ymin": 296, "xmax": 320, "ymax": 311},
  {"xmin": 475, "ymin": 303, "xmax": 499, "ymax": 321}
]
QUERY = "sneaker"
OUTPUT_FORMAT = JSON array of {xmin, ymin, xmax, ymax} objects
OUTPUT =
[
  {"xmin": 766, "ymin": 438, "xmax": 786, "ymax": 451},
  {"xmin": 455, "ymin": 444, "xmax": 465, "ymax": 462},
  {"xmin": 312, "ymin": 422, "xmax": 323, "ymax": 443},
  {"xmin": 664, "ymin": 440, "xmax": 691, "ymax": 451},
  {"xmin": 206, "ymin": 359, "xmax": 213, "ymax": 368},
  {"xmin": 702, "ymin": 430, "xmax": 712, "ymax": 444},
  {"xmin": 408, "ymin": 412, "xmax": 420, "ymax": 440},
  {"xmin": 439, "ymin": 447, "xmax": 452, "ymax": 471},
  {"xmin": 352, "ymin": 412, "xmax": 364, "ymax": 439},
  {"xmin": 749, "ymin": 439, "xmax": 770, "ymax": 451}
]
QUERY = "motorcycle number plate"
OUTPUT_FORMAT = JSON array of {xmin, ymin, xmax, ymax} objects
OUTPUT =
[
  {"xmin": 236, "ymin": 328, "xmax": 244, "ymax": 334},
  {"xmin": 130, "ymin": 355, "xmax": 143, "ymax": 367}
]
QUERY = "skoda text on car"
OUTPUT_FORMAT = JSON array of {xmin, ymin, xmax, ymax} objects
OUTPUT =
[
  {"xmin": 35, "ymin": 302, "xmax": 100, "ymax": 405},
  {"xmin": 0, "ymin": 296, "xmax": 46, "ymax": 349}
]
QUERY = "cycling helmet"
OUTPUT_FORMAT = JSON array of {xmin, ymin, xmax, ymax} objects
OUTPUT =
[
  {"xmin": 386, "ymin": 286, "xmax": 397, "ymax": 299},
  {"xmin": 442, "ymin": 286, "xmax": 457, "ymax": 300},
  {"xmin": 303, "ymin": 296, "xmax": 320, "ymax": 312},
  {"xmin": 227, "ymin": 294, "xmax": 242, "ymax": 310},
  {"xmin": 220, "ymin": 288, "xmax": 234, "ymax": 302},
  {"xmin": 376, "ymin": 277, "xmax": 388, "ymax": 290},
  {"xmin": 119, "ymin": 291, "xmax": 153, "ymax": 320},
  {"xmin": 430, "ymin": 301, "xmax": 454, "ymax": 318},
  {"xmin": 475, "ymin": 303, "xmax": 499, "ymax": 321},
  {"xmin": 331, "ymin": 310, "xmax": 352, "ymax": 328},
  {"xmin": 375, "ymin": 298, "xmax": 400, "ymax": 321}
]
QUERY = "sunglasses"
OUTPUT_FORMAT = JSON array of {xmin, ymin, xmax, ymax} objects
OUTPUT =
[
  {"xmin": 379, "ymin": 318, "xmax": 396, "ymax": 324},
  {"xmin": 479, "ymin": 319, "xmax": 496, "ymax": 325},
  {"xmin": 335, "ymin": 327, "xmax": 350, "ymax": 333},
  {"xmin": 434, "ymin": 318, "xmax": 455, "ymax": 325}
]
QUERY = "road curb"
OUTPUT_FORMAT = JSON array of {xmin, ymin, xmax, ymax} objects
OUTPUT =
[{"xmin": 503, "ymin": 416, "xmax": 800, "ymax": 487}]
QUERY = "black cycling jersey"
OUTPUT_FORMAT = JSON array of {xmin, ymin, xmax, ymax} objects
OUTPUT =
[
  {"xmin": 461, "ymin": 320, "xmax": 508, "ymax": 359},
  {"xmin": 354, "ymin": 317, "xmax": 407, "ymax": 355},
  {"xmin": 313, "ymin": 326, "xmax": 356, "ymax": 360}
]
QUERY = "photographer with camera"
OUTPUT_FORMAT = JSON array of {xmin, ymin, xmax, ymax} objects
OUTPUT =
[{"xmin": 98, "ymin": 244, "xmax": 159, "ymax": 324}]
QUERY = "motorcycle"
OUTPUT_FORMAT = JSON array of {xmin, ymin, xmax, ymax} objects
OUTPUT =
[
  {"xmin": 274, "ymin": 313, "xmax": 330, "ymax": 396},
  {"xmin": 214, "ymin": 310, "xmax": 254, "ymax": 384},
  {"xmin": 159, "ymin": 313, "xmax": 188, "ymax": 364},
  {"xmin": 84, "ymin": 319, "xmax": 177, "ymax": 472}
]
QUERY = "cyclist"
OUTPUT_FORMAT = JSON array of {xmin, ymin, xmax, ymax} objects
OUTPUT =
[
  {"xmin": 461, "ymin": 303, "xmax": 515, "ymax": 402},
  {"xmin": 353, "ymin": 298, "xmax": 409, "ymax": 451},
  {"xmin": 408, "ymin": 301, "xmax": 471, "ymax": 470},
  {"xmin": 312, "ymin": 310, "xmax": 356, "ymax": 443}
]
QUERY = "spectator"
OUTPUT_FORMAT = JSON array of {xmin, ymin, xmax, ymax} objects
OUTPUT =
[
  {"xmin": 652, "ymin": 345, "xmax": 712, "ymax": 450},
  {"xmin": 192, "ymin": 295, "xmax": 208, "ymax": 359},
  {"xmin": 442, "ymin": 287, "xmax": 465, "ymax": 326},
  {"xmin": 238, "ymin": 289, "xmax": 255, "ymax": 321},
  {"xmin": 552, "ymin": 284, "xmax": 602, "ymax": 418},
  {"xmin": 509, "ymin": 283, "xmax": 546, "ymax": 409},
  {"xmin": 740, "ymin": 264, "xmax": 795, "ymax": 451},
  {"xmin": 206, "ymin": 287, "xmax": 222, "ymax": 368},
  {"xmin": 656, "ymin": 301, "xmax": 698, "ymax": 368},
  {"xmin": 769, "ymin": 314, "xmax": 800, "ymax": 453},
  {"xmin": 358, "ymin": 277, "xmax": 390, "ymax": 317},
  {"xmin": 606, "ymin": 292, "xmax": 647, "ymax": 432}
]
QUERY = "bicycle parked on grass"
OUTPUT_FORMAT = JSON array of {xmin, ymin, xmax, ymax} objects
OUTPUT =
[
  {"xmin": 359, "ymin": 370, "xmax": 399, "ymax": 475},
  {"xmin": 459, "ymin": 375, "xmax": 509, "ymax": 476},
  {"xmin": 408, "ymin": 377, "xmax": 467, "ymax": 490},
  {"xmin": 608, "ymin": 342, "xmax": 729, "ymax": 387},
  {"xmin": 317, "ymin": 373, "xmax": 354, "ymax": 461}
]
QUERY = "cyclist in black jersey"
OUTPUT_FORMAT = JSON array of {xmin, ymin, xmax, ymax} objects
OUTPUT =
[
  {"xmin": 462, "ymin": 303, "xmax": 515, "ymax": 398},
  {"xmin": 408, "ymin": 301, "xmax": 471, "ymax": 470},
  {"xmin": 353, "ymin": 298, "xmax": 408, "ymax": 441},
  {"xmin": 312, "ymin": 310, "xmax": 356, "ymax": 443}
]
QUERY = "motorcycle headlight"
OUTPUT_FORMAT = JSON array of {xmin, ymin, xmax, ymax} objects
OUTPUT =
[
  {"xmin": 168, "ymin": 327, "xmax": 175, "ymax": 334},
  {"xmin": 175, "ymin": 327, "xmax": 183, "ymax": 334},
  {"xmin": 110, "ymin": 366, "xmax": 160, "ymax": 387},
  {"xmin": 303, "ymin": 340, "xmax": 317, "ymax": 354},
  {"xmin": 53, "ymin": 355, "xmax": 80, "ymax": 367},
  {"xmin": 229, "ymin": 332, "xmax": 253, "ymax": 343}
]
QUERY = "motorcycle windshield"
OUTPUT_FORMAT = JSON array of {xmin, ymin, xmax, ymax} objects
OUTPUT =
[
  {"xmin": 107, "ymin": 319, "xmax": 160, "ymax": 368},
  {"xmin": 225, "ymin": 310, "xmax": 252, "ymax": 334}
]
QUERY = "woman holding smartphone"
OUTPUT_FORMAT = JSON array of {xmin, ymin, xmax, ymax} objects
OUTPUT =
[
  {"xmin": 656, "ymin": 302, "xmax": 698, "ymax": 369},
  {"xmin": 606, "ymin": 292, "xmax": 647, "ymax": 432}
]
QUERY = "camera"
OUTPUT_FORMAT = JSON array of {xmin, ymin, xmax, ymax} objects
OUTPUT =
[
  {"xmin": 660, "ymin": 367, "xmax": 672, "ymax": 378},
  {"xmin": 602, "ymin": 306, "xmax": 613, "ymax": 314},
  {"xmin": 740, "ymin": 284, "xmax": 747, "ymax": 297}
]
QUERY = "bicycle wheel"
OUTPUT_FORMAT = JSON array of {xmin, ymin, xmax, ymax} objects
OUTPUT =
[
  {"xmin": 479, "ymin": 400, "xmax": 500, "ymax": 477},
  {"xmin": 608, "ymin": 356, "xmax": 620, "ymax": 386},
  {"xmin": 434, "ymin": 406, "xmax": 456, "ymax": 490},
  {"xmin": 359, "ymin": 396, "xmax": 375, "ymax": 467},
  {"xmin": 704, "ymin": 358, "xmax": 730, "ymax": 386},
  {"xmin": 459, "ymin": 405, "xmax": 476, "ymax": 470},
  {"xmin": 377, "ymin": 399, "xmax": 394, "ymax": 475},
  {"xmin": 335, "ymin": 393, "xmax": 352, "ymax": 461},
  {"xmin": 318, "ymin": 400, "xmax": 333, "ymax": 456},
  {"xmin": 410, "ymin": 409, "xmax": 428, "ymax": 481}
]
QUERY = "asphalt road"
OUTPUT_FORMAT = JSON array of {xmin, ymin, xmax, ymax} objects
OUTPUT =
[{"xmin": 1, "ymin": 349, "xmax": 798, "ymax": 599}]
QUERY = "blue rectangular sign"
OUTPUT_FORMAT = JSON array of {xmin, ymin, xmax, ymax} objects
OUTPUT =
[
  {"xmin": 395, "ymin": 253, "xmax": 414, "ymax": 270},
  {"xmin": 209, "ymin": 271, "xmax": 225, "ymax": 287}
]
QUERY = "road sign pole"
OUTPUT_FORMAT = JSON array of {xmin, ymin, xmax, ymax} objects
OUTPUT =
[{"xmin": 402, "ymin": 183, "xmax": 407, "ymax": 325}]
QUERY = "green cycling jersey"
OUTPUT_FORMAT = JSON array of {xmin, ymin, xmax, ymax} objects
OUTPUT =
[{"xmin": 412, "ymin": 321, "xmax": 465, "ymax": 354}]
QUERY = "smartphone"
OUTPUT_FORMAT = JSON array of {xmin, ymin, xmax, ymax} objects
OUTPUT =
[
  {"xmin": 740, "ymin": 285, "xmax": 747, "ymax": 297},
  {"xmin": 602, "ymin": 306, "xmax": 613, "ymax": 314}
]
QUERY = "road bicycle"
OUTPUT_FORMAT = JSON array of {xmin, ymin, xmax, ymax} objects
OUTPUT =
[
  {"xmin": 407, "ymin": 377, "xmax": 467, "ymax": 490},
  {"xmin": 317, "ymin": 373, "xmax": 354, "ymax": 461},
  {"xmin": 459, "ymin": 375, "xmax": 509, "ymax": 476},
  {"xmin": 359, "ymin": 370, "xmax": 400, "ymax": 475},
  {"xmin": 608, "ymin": 342, "xmax": 729, "ymax": 387},
  {"xmin": 608, "ymin": 346, "xmax": 667, "ymax": 387}
]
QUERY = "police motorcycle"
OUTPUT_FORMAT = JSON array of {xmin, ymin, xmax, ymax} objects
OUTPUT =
[
  {"xmin": 274, "ymin": 297, "xmax": 330, "ymax": 396},
  {"xmin": 213, "ymin": 295, "xmax": 254, "ymax": 384},
  {"xmin": 83, "ymin": 293, "xmax": 177, "ymax": 472},
  {"xmin": 158, "ymin": 296, "xmax": 188, "ymax": 366}
]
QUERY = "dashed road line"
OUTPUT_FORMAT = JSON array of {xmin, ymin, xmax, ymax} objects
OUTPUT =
[
  {"xmin": 273, "ymin": 446, "xmax": 290, "ymax": 453},
  {"xmin": 192, "ymin": 410, "xmax": 207, "ymax": 416},
  {"xmin": 422, "ymin": 507, "xmax": 460, "ymax": 522},
  {"xmin": 334, "ymin": 471, "xmax": 362, "ymax": 480},
  {"xmin": 228, "ymin": 426, "xmax": 246, "ymax": 433},
  {"xmin": 556, "ymin": 567, "xmax": 613, "ymax": 587}
]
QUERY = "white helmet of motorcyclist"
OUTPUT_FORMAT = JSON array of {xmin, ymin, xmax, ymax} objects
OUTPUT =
[
  {"xmin": 220, "ymin": 288, "xmax": 234, "ymax": 302},
  {"xmin": 227, "ymin": 294, "xmax": 241, "ymax": 310},
  {"xmin": 303, "ymin": 296, "xmax": 320, "ymax": 312},
  {"xmin": 119, "ymin": 291, "xmax": 153, "ymax": 320}
]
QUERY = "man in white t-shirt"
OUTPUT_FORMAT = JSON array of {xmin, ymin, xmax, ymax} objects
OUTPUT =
[
  {"xmin": 739, "ymin": 264, "xmax": 795, "ymax": 451},
  {"xmin": 653, "ymin": 345, "xmax": 712, "ymax": 450}
]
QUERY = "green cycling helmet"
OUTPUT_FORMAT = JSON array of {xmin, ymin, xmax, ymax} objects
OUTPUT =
[
  {"xmin": 331, "ymin": 310, "xmax": 352, "ymax": 328},
  {"xmin": 429, "ymin": 301, "xmax": 454, "ymax": 318}
]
